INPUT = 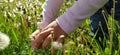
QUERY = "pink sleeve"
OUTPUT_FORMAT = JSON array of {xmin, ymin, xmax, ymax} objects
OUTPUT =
[
  {"xmin": 41, "ymin": 0, "xmax": 63, "ymax": 29},
  {"xmin": 56, "ymin": 0, "xmax": 109, "ymax": 34}
]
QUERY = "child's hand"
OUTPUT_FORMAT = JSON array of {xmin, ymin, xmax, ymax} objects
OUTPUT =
[{"xmin": 31, "ymin": 21, "xmax": 67, "ymax": 51}]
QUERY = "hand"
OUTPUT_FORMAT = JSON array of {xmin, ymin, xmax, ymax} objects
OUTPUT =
[{"xmin": 31, "ymin": 21, "xmax": 67, "ymax": 51}]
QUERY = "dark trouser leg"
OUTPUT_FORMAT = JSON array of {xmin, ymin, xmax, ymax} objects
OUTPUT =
[
  {"xmin": 90, "ymin": 9, "xmax": 108, "ymax": 49},
  {"xmin": 90, "ymin": 0, "xmax": 120, "ymax": 51},
  {"xmin": 112, "ymin": 0, "xmax": 120, "ymax": 51},
  {"xmin": 90, "ymin": 1, "xmax": 112, "ymax": 49}
]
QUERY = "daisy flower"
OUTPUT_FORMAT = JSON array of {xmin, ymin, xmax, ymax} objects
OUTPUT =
[{"xmin": 0, "ymin": 32, "xmax": 10, "ymax": 50}]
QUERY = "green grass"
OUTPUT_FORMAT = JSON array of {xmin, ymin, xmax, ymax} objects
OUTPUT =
[{"xmin": 0, "ymin": 0, "xmax": 120, "ymax": 55}]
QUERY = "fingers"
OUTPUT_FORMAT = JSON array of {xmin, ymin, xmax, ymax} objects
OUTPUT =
[
  {"xmin": 42, "ymin": 35, "xmax": 65, "ymax": 52},
  {"xmin": 42, "ymin": 31, "xmax": 54, "ymax": 49},
  {"xmin": 42, "ymin": 21, "xmax": 57, "ymax": 31},
  {"xmin": 57, "ymin": 35, "xmax": 65, "ymax": 43},
  {"xmin": 30, "ymin": 30, "xmax": 40, "ymax": 41},
  {"xmin": 42, "ymin": 34, "xmax": 53, "ymax": 49},
  {"xmin": 32, "ymin": 28, "xmax": 54, "ymax": 50},
  {"xmin": 32, "ymin": 30, "xmax": 40, "ymax": 36}
]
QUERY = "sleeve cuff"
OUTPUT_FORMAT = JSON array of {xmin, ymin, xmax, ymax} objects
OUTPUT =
[{"xmin": 56, "ymin": 19, "xmax": 73, "ymax": 34}]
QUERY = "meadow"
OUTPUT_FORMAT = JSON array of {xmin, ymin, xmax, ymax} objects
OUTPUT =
[{"xmin": 0, "ymin": 0, "xmax": 120, "ymax": 55}]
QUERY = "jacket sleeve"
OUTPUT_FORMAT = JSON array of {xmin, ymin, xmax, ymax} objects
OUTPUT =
[
  {"xmin": 56, "ymin": 0, "xmax": 109, "ymax": 34},
  {"xmin": 41, "ymin": 0, "xmax": 63, "ymax": 29}
]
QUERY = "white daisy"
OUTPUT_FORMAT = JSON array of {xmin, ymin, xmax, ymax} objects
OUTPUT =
[
  {"xmin": 0, "ymin": 32, "xmax": 10, "ymax": 50},
  {"xmin": 52, "ymin": 42, "xmax": 63, "ymax": 49}
]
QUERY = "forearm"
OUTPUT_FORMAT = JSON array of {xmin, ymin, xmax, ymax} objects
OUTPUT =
[{"xmin": 56, "ymin": 0, "xmax": 109, "ymax": 34}]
